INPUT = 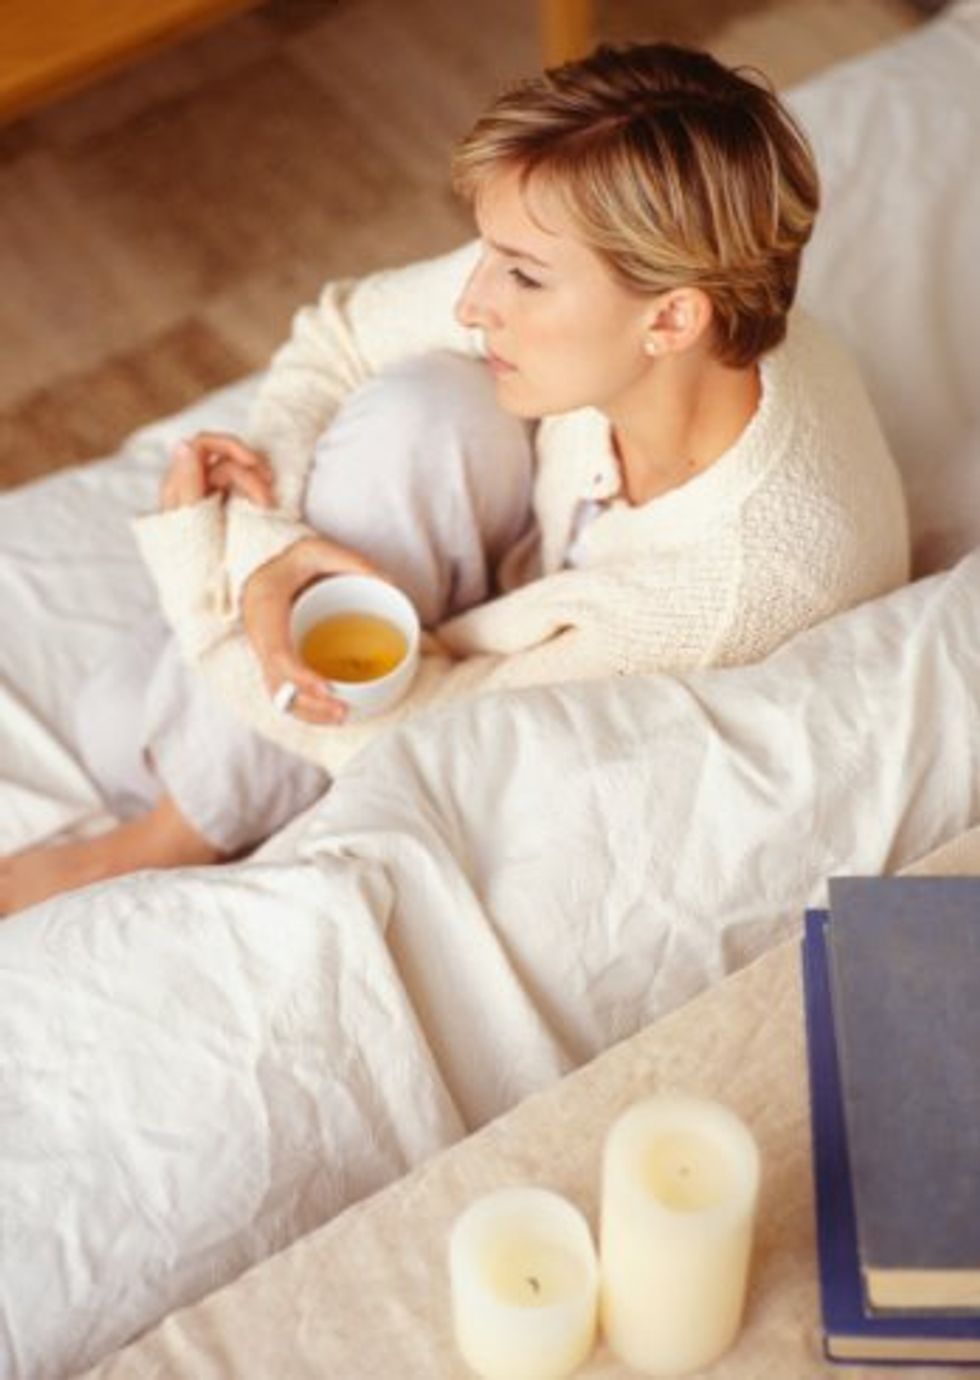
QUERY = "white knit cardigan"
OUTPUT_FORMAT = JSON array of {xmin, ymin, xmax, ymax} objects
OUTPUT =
[{"xmin": 134, "ymin": 242, "xmax": 910, "ymax": 773}]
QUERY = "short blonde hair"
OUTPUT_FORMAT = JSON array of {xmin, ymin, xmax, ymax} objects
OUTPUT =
[{"xmin": 453, "ymin": 43, "xmax": 819, "ymax": 367}]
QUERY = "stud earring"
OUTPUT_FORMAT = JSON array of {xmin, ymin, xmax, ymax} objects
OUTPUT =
[{"xmin": 644, "ymin": 338, "xmax": 660, "ymax": 356}]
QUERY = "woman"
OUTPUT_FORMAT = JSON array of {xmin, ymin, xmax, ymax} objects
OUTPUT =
[{"xmin": 0, "ymin": 42, "xmax": 909, "ymax": 914}]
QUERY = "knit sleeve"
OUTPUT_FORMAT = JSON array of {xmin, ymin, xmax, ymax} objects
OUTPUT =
[
  {"xmin": 437, "ymin": 549, "xmax": 737, "ymax": 673},
  {"xmin": 131, "ymin": 496, "xmax": 232, "ymax": 659},
  {"xmin": 224, "ymin": 240, "xmax": 481, "ymax": 602}
]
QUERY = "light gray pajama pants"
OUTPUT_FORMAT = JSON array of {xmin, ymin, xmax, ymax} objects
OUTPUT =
[{"xmin": 76, "ymin": 353, "xmax": 535, "ymax": 854}]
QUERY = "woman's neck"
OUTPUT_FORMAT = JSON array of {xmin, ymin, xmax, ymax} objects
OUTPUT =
[{"xmin": 610, "ymin": 351, "xmax": 761, "ymax": 507}]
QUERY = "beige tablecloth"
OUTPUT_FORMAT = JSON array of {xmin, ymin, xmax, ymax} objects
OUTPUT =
[{"xmin": 84, "ymin": 825, "xmax": 980, "ymax": 1379}]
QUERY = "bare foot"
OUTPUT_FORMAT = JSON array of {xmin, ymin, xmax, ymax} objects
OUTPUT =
[
  {"xmin": 1, "ymin": 842, "xmax": 111, "ymax": 916},
  {"xmin": 0, "ymin": 798, "xmax": 225, "ymax": 917}
]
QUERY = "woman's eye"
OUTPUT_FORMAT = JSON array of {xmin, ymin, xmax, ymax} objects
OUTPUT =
[{"xmin": 509, "ymin": 266, "xmax": 543, "ymax": 290}]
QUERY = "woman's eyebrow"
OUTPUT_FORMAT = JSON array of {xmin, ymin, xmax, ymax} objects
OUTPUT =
[{"xmin": 486, "ymin": 238, "xmax": 553, "ymax": 269}]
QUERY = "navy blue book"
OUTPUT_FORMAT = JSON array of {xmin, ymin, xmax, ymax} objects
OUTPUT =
[
  {"xmin": 802, "ymin": 909, "xmax": 980, "ymax": 1365},
  {"xmin": 827, "ymin": 876, "xmax": 980, "ymax": 1313}
]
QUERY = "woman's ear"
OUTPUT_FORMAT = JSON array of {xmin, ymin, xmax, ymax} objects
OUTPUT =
[{"xmin": 643, "ymin": 288, "xmax": 714, "ymax": 357}]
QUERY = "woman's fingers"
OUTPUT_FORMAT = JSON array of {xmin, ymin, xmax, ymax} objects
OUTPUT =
[
  {"xmin": 186, "ymin": 432, "xmax": 275, "ymax": 504},
  {"xmin": 207, "ymin": 456, "xmax": 274, "ymax": 507},
  {"xmin": 160, "ymin": 441, "xmax": 207, "ymax": 509},
  {"xmin": 160, "ymin": 436, "xmax": 275, "ymax": 511},
  {"xmin": 285, "ymin": 681, "xmax": 350, "ymax": 726},
  {"xmin": 186, "ymin": 431, "xmax": 268, "ymax": 471},
  {"xmin": 266, "ymin": 652, "xmax": 348, "ymax": 725}
]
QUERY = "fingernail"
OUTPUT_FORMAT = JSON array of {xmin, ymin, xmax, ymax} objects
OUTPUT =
[{"xmin": 174, "ymin": 440, "xmax": 192, "ymax": 459}]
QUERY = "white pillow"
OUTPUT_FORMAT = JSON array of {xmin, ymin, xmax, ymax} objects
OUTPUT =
[{"xmin": 789, "ymin": 3, "xmax": 980, "ymax": 575}]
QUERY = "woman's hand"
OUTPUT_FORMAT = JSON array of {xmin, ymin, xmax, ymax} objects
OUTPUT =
[
  {"xmin": 242, "ymin": 536, "xmax": 383, "ymax": 726},
  {"xmin": 160, "ymin": 434, "xmax": 275, "ymax": 511}
]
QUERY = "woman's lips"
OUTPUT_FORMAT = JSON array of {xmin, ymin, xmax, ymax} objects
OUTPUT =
[{"xmin": 486, "ymin": 348, "xmax": 516, "ymax": 375}]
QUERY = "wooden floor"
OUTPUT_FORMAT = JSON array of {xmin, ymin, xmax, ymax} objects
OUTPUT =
[{"xmin": 0, "ymin": 0, "xmax": 922, "ymax": 490}]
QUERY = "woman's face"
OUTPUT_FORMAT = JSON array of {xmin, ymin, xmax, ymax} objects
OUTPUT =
[{"xmin": 455, "ymin": 172, "xmax": 656, "ymax": 419}]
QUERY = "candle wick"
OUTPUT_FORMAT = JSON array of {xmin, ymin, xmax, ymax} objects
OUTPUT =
[{"xmin": 527, "ymin": 1275, "xmax": 540, "ymax": 1294}]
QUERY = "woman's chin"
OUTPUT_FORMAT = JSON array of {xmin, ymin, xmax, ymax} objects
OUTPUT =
[{"xmin": 491, "ymin": 373, "xmax": 549, "ymax": 419}]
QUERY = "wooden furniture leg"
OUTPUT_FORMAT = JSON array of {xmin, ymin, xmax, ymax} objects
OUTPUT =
[{"xmin": 540, "ymin": 0, "xmax": 596, "ymax": 67}]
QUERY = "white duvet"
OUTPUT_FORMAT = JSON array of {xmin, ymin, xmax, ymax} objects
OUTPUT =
[{"xmin": 4, "ymin": 6, "xmax": 980, "ymax": 1375}]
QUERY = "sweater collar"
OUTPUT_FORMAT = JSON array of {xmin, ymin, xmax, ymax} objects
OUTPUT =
[{"xmin": 587, "ymin": 313, "xmax": 798, "ymax": 521}]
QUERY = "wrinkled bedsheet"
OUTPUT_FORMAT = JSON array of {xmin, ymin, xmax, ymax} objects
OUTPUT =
[{"xmin": 2, "ymin": 410, "xmax": 980, "ymax": 1373}]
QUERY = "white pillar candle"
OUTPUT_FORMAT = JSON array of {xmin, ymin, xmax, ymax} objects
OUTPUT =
[
  {"xmin": 449, "ymin": 1186, "xmax": 599, "ymax": 1379},
  {"xmin": 599, "ymin": 1095, "xmax": 761, "ymax": 1376}
]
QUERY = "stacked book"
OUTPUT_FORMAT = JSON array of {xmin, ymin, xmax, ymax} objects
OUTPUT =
[{"xmin": 801, "ymin": 876, "xmax": 980, "ymax": 1365}]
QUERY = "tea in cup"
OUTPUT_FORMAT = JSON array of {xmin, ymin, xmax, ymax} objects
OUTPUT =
[{"xmin": 289, "ymin": 574, "xmax": 420, "ymax": 720}]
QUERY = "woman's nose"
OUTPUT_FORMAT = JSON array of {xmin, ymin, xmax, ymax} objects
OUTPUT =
[
  {"xmin": 454, "ymin": 262, "xmax": 497, "ymax": 330},
  {"xmin": 454, "ymin": 289, "xmax": 479, "ymax": 329}
]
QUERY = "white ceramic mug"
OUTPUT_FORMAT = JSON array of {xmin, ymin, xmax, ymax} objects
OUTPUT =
[{"xmin": 289, "ymin": 573, "xmax": 420, "ymax": 720}]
